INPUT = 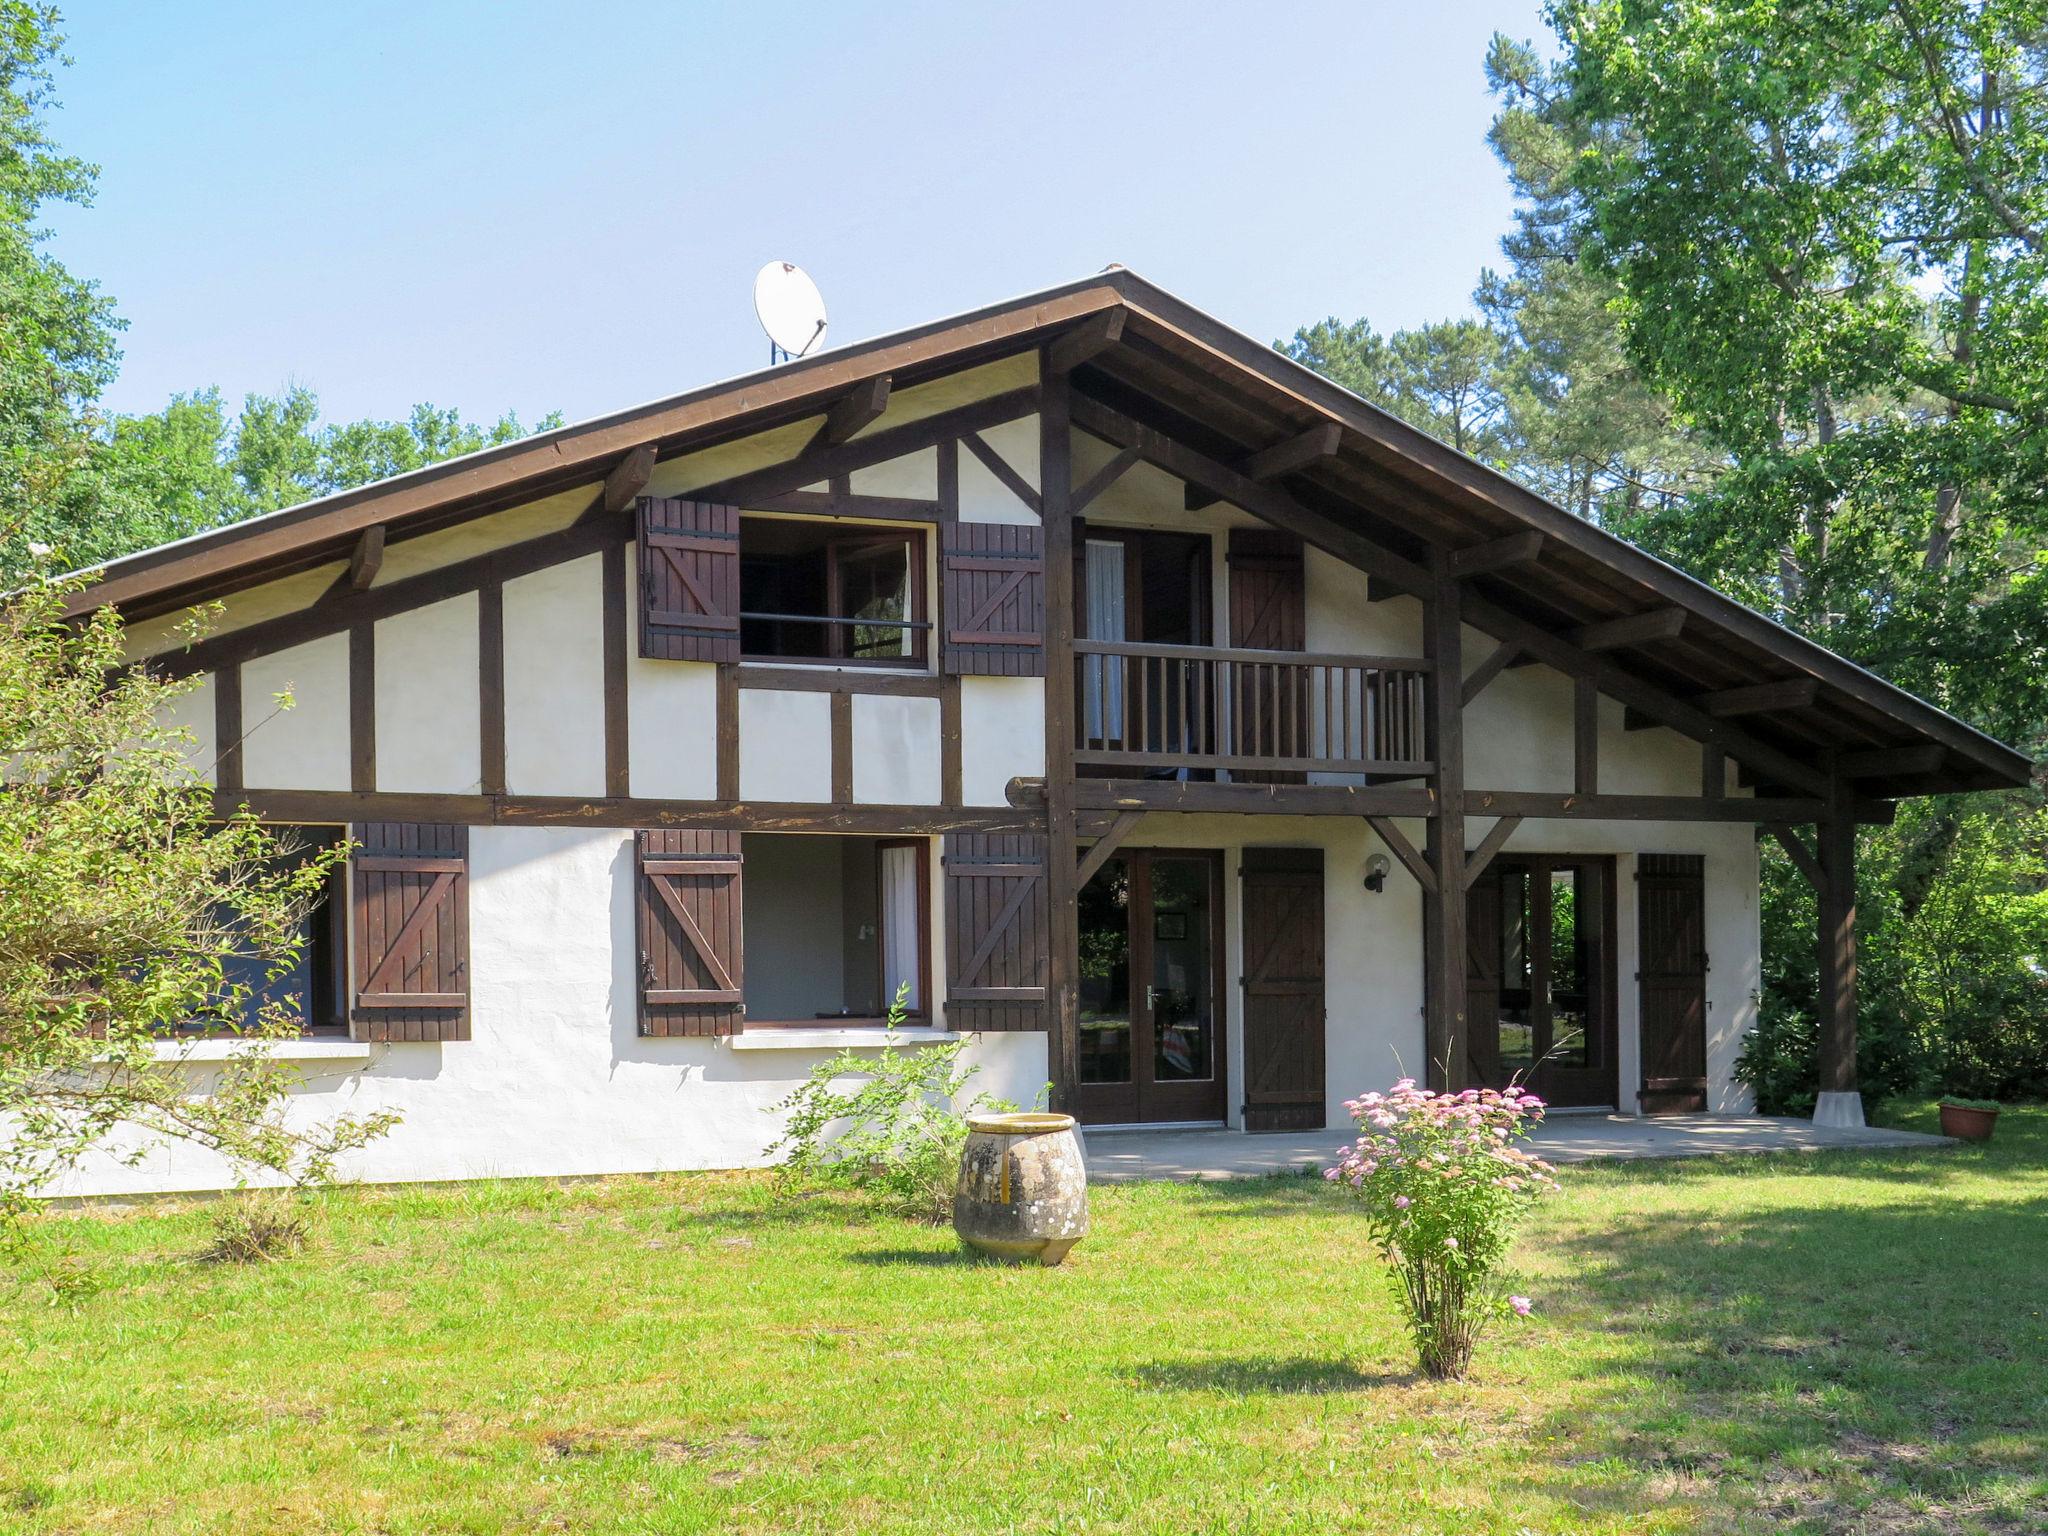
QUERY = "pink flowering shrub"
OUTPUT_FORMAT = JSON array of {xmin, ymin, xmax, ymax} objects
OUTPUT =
[{"xmin": 1326, "ymin": 1078, "xmax": 1560, "ymax": 1380}]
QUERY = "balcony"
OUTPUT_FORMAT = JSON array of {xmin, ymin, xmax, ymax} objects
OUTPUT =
[{"xmin": 1072, "ymin": 639, "xmax": 1433, "ymax": 779}]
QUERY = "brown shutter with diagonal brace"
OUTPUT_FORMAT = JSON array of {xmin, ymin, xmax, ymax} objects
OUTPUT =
[
  {"xmin": 638, "ymin": 498, "xmax": 741, "ymax": 662},
  {"xmin": 637, "ymin": 830, "xmax": 745, "ymax": 1036},
  {"xmin": 942, "ymin": 833, "xmax": 1048, "ymax": 1031},
  {"xmin": 941, "ymin": 521, "xmax": 1045, "ymax": 676},
  {"xmin": 351, "ymin": 823, "xmax": 470, "ymax": 1042}
]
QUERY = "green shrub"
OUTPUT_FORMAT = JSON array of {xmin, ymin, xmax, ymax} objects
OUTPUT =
[{"xmin": 764, "ymin": 986, "xmax": 1018, "ymax": 1223}]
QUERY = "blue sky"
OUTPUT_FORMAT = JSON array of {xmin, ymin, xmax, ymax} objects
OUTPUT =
[{"xmin": 45, "ymin": 1, "xmax": 1548, "ymax": 428}]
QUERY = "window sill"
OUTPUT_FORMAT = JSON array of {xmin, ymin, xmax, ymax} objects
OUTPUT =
[
  {"xmin": 728, "ymin": 1027, "xmax": 962, "ymax": 1052},
  {"xmin": 148, "ymin": 1037, "xmax": 375, "ymax": 1063}
]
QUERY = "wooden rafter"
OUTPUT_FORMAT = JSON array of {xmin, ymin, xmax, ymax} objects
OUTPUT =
[
  {"xmin": 1838, "ymin": 744, "xmax": 1945, "ymax": 778},
  {"xmin": 348, "ymin": 524, "xmax": 385, "ymax": 590},
  {"xmin": 1046, "ymin": 307, "xmax": 1126, "ymax": 375},
  {"xmin": 1448, "ymin": 530, "xmax": 1543, "ymax": 579},
  {"xmin": 812, "ymin": 375, "xmax": 892, "ymax": 449},
  {"xmin": 600, "ymin": 443, "xmax": 659, "ymax": 513},
  {"xmin": 1070, "ymin": 447, "xmax": 1140, "ymax": 515},
  {"xmin": 1702, "ymin": 678, "xmax": 1820, "ymax": 717},
  {"xmin": 1186, "ymin": 422, "xmax": 1342, "ymax": 510},
  {"xmin": 1576, "ymin": 607, "xmax": 1687, "ymax": 652},
  {"xmin": 961, "ymin": 430, "xmax": 1044, "ymax": 517}
]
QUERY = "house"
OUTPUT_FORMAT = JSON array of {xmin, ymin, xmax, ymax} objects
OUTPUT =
[{"xmin": 53, "ymin": 269, "xmax": 2032, "ymax": 1195}]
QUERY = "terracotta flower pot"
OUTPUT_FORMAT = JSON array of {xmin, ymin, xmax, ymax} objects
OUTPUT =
[
  {"xmin": 1938, "ymin": 1103, "xmax": 1999, "ymax": 1142},
  {"xmin": 953, "ymin": 1112, "xmax": 1089, "ymax": 1266}
]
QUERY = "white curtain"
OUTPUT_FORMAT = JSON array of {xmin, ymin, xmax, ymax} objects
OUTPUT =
[
  {"xmin": 880, "ymin": 844, "xmax": 922, "ymax": 1013},
  {"xmin": 1083, "ymin": 539, "xmax": 1127, "ymax": 744}
]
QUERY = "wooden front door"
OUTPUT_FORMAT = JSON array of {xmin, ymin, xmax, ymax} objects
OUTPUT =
[
  {"xmin": 1240, "ymin": 849, "xmax": 1326, "ymax": 1132},
  {"xmin": 1075, "ymin": 849, "xmax": 1226, "ymax": 1125},
  {"xmin": 1636, "ymin": 854, "xmax": 1708, "ymax": 1113},
  {"xmin": 1465, "ymin": 854, "xmax": 1618, "ymax": 1108}
]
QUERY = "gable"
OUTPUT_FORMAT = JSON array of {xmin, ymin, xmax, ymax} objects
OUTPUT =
[{"xmin": 82, "ymin": 268, "xmax": 2030, "ymax": 797}]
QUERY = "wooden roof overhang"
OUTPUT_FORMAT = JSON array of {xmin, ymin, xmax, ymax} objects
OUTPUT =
[{"xmin": 66, "ymin": 268, "xmax": 2032, "ymax": 800}]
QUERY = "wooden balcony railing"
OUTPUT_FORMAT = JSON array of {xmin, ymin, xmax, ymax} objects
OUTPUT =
[{"xmin": 1072, "ymin": 639, "xmax": 1433, "ymax": 778}]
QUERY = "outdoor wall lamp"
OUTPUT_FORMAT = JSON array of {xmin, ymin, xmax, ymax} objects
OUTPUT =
[{"xmin": 1363, "ymin": 853, "xmax": 1391, "ymax": 893}]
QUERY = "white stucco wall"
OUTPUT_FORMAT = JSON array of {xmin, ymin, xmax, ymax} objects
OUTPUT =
[
  {"xmin": 503, "ymin": 552, "xmax": 607, "ymax": 797},
  {"xmin": 959, "ymin": 415, "xmax": 1041, "ymax": 524},
  {"xmin": 851, "ymin": 693, "xmax": 942, "ymax": 805},
  {"xmin": 44, "ymin": 826, "xmax": 1050, "ymax": 1198},
  {"xmin": 738, "ymin": 687, "xmax": 832, "ymax": 802},
  {"xmin": 241, "ymin": 632, "xmax": 351, "ymax": 791},
  {"xmin": 155, "ymin": 671, "xmax": 217, "ymax": 785},
  {"xmin": 959, "ymin": 676, "xmax": 1044, "ymax": 805},
  {"xmin": 375, "ymin": 594, "xmax": 481, "ymax": 793}
]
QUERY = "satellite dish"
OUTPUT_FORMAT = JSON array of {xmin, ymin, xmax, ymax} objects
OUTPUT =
[{"xmin": 754, "ymin": 261, "xmax": 828, "ymax": 363}]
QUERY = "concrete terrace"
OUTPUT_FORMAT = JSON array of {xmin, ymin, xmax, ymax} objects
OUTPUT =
[{"xmin": 1082, "ymin": 1115, "xmax": 1953, "ymax": 1183}]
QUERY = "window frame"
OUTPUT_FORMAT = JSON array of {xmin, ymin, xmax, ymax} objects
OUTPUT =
[
  {"xmin": 738, "ymin": 515, "xmax": 930, "ymax": 670},
  {"xmin": 742, "ymin": 833, "xmax": 935, "ymax": 1029},
  {"xmin": 185, "ymin": 824, "xmax": 350, "ymax": 1038}
]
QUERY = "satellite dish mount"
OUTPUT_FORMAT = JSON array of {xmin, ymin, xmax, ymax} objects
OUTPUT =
[{"xmin": 754, "ymin": 261, "xmax": 828, "ymax": 365}]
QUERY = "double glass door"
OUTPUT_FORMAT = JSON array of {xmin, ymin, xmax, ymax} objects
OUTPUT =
[
  {"xmin": 1075, "ymin": 850, "xmax": 1225, "ymax": 1124},
  {"xmin": 1466, "ymin": 854, "xmax": 1618, "ymax": 1108}
]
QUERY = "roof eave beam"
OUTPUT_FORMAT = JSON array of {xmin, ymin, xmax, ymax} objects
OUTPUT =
[
  {"xmin": 1186, "ymin": 422, "xmax": 1343, "ymax": 511},
  {"xmin": 1448, "ymin": 530, "xmax": 1544, "ymax": 579},
  {"xmin": 1575, "ymin": 607, "xmax": 1687, "ymax": 652},
  {"xmin": 1046, "ymin": 308, "xmax": 1126, "ymax": 375},
  {"xmin": 599, "ymin": 443, "xmax": 660, "ymax": 514}
]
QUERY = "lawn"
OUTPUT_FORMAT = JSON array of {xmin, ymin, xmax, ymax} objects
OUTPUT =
[{"xmin": 1, "ymin": 1105, "xmax": 2043, "ymax": 1536}]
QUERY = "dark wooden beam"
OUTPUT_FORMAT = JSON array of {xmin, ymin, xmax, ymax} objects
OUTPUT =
[
  {"xmin": 1816, "ymin": 779, "xmax": 1860, "ymax": 1108},
  {"xmin": 743, "ymin": 490, "xmax": 943, "ymax": 521},
  {"xmin": 214, "ymin": 663, "xmax": 243, "ymax": 796},
  {"xmin": 813, "ymin": 375, "xmax": 892, "ymax": 449},
  {"xmin": 602, "ymin": 544, "xmax": 628, "ymax": 798},
  {"xmin": 1464, "ymin": 814, "xmax": 1522, "ymax": 889},
  {"xmin": 1069, "ymin": 389, "xmax": 1831, "ymax": 798},
  {"xmin": 215, "ymin": 788, "xmax": 1045, "ymax": 834},
  {"xmin": 1765, "ymin": 825, "xmax": 1824, "ymax": 888},
  {"xmin": 962, "ymin": 430, "xmax": 1044, "ymax": 518},
  {"xmin": 348, "ymin": 622, "xmax": 375, "ymax": 792},
  {"xmin": 600, "ymin": 443, "xmax": 659, "ymax": 514},
  {"xmin": 1008, "ymin": 777, "xmax": 1437, "ymax": 818},
  {"xmin": 1185, "ymin": 422, "xmax": 1342, "ymax": 510},
  {"xmin": 1040, "ymin": 363, "xmax": 1082, "ymax": 1111},
  {"xmin": 1575, "ymin": 607, "xmax": 1687, "ymax": 652},
  {"xmin": 1701, "ymin": 677, "xmax": 1820, "ymax": 717},
  {"xmin": 693, "ymin": 385, "xmax": 1038, "ymax": 510},
  {"xmin": 1448, "ymin": 530, "xmax": 1543, "ymax": 579},
  {"xmin": 478, "ymin": 578, "xmax": 506, "ymax": 796},
  {"xmin": 1070, "ymin": 447, "xmax": 1140, "ymax": 516},
  {"xmin": 1422, "ymin": 548, "xmax": 1468, "ymax": 1091},
  {"xmin": 1075, "ymin": 811, "xmax": 1142, "ymax": 888},
  {"xmin": 1837, "ymin": 744, "xmax": 1946, "ymax": 778},
  {"xmin": 1460, "ymin": 640, "xmax": 1524, "ymax": 707},
  {"xmin": 1046, "ymin": 307, "xmax": 1126, "ymax": 375},
  {"xmin": 1574, "ymin": 675, "xmax": 1599, "ymax": 797},
  {"xmin": 1703, "ymin": 743, "xmax": 1725, "ymax": 800},
  {"xmin": 1462, "ymin": 789, "xmax": 1886, "ymax": 824},
  {"xmin": 1365, "ymin": 814, "xmax": 1438, "ymax": 896},
  {"xmin": 348, "ymin": 524, "xmax": 385, "ymax": 591}
]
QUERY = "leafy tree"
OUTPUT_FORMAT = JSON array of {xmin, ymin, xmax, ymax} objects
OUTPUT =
[
  {"xmin": 0, "ymin": 575, "xmax": 396, "ymax": 1222},
  {"xmin": 1281, "ymin": 316, "xmax": 1517, "ymax": 463},
  {"xmin": 0, "ymin": 4, "xmax": 119, "ymax": 566}
]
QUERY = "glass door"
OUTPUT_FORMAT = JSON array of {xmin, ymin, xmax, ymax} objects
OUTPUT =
[
  {"xmin": 1075, "ymin": 850, "xmax": 1225, "ymax": 1124},
  {"xmin": 1467, "ymin": 854, "xmax": 1617, "ymax": 1108}
]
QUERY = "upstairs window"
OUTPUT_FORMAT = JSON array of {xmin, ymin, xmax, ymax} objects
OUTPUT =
[{"xmin": 739, "ymin": 515, "xmax": 927, "ymax": 667}]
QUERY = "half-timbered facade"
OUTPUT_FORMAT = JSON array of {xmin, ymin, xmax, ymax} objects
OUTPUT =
[{"xmin": 51, "ymin": 270, "xmax": 2032, "ymax": 1195}]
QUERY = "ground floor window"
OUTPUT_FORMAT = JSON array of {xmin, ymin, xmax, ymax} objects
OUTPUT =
[
  {"xmin": 205, "ymin": 826, "xmax": 348, "ymax": 1034},
  {"xmin": 740, "ymin": 833, "xmax": 930, "ymax": 1024}
]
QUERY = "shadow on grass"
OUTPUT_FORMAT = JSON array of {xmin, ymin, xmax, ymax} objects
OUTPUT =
[
  {"xmin": 846, "ymin": 1246, "xmax": 1003, "ymax": 1268},
  {"xmin": 1516, "ymin": 1122, "xmax": 2048, "ymax": 1526},
  {"xmin": 1131, "ymin": 1356, "xmax": 1412, "ymax": 1395}
]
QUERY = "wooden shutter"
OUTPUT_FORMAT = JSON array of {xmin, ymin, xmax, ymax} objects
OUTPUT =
[
  {"xmin": 637, "ymin": 830, "xmax": 745, "ymax": 1036},
  {"xmin": 638, "ymin": 498, "xmax": 740, "ymax": 662},
  {"xmin": 351, "ymin": 823, "xmax": 470, "ymax": 1042},
  {"xmin": 1636, "ymin": 853, "xmax": 1707, "ymax": 1113},
  {"xmin": 942, "ymin": 833, "xmax": 1048, "ymax": 1031},
  {"xmin": 1227, "ymin": 529, "xmax": 1307, "ymax": 784},
  {"xmin": 941, "ymin": 521, "xmax": 1045, "ymax": 676},
  {"xmin": 1241, "ymin": 849, "xmax": 1326, "ymax": 1131}
]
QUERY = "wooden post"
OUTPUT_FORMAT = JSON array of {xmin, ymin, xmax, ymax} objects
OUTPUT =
[
  {"xmin": 1422, "ymin": 549, "xmax": 1467, "ymax": 1091},
  {"xmin": 1039, "ymin": 360, "xmax": 1083, "ymax": 1109},
  {"xmin": 1813, "ymin": 771, "xmax": 1863, "ymax": 1126}
]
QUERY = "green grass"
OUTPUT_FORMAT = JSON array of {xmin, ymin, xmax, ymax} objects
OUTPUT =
[{"xmin": 1, "ymin": 1105, "xmax": 2043, "ymax": 1535}]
